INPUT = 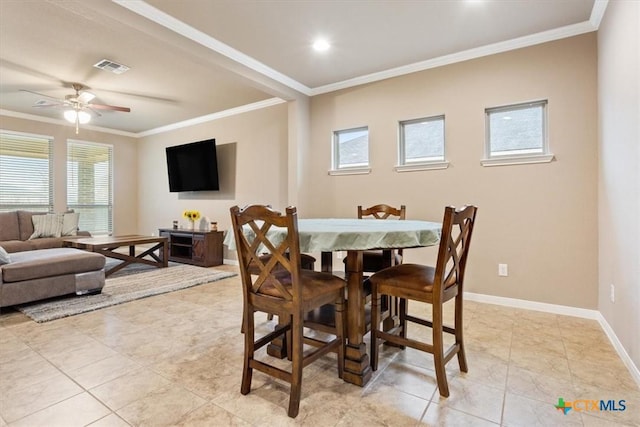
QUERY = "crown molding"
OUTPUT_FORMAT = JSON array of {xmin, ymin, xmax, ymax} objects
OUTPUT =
[
  {"xmin": 118, "ymin": 1, "xmax": 603, "ymax": 98},
  {"xmin": 113, "ymin": 0, "xmax": 312, "ymax": 96},
  {"xmin": 2, "ymin": 98, "xmax": 286, "ymax": 138},
  {"xmin": 136, "ymin": 97, "xmax": 286, "ymax": 137},
  {"xmin": 310, "ymin": 20, "xmax": 597, "ymax": 96},
  {"xmin": 0, "ymin": 109, "xmax": 138, "ymax": 138},
  {"xmin": 7, "ymin": 2, "xmax": 608, "ymax": 136},
  {"xmin": 590, "ymin": 0, "xmax": 610, "ymax": 28}
]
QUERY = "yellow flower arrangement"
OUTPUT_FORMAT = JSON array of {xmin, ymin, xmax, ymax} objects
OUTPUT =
[{"xmin": 183, "ymin": 210, "xmax": 201, "ymax": 222}]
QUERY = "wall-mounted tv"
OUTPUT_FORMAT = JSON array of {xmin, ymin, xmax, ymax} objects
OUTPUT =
[{"xmin": 166, "ymin": 139, "xmax": 219, "ymax": 192}]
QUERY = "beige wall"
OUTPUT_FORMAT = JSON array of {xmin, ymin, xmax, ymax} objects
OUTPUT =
[
  {"xmin": 307, "ymin": 34, "xmax": 599, "ymax": 309},
  {"xmin": 597, "ymin": 1, "xmax": 640, "ymax": 369},
  {"xmin": 136, "ymin": 103, "xmax": 288, "ymax": 259},
  {"xmin": 0, "ymin": 115, "xmax": 139, "ymax": 235}
]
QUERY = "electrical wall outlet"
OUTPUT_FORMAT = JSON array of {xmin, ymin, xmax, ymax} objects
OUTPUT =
[
  {"xmin": 498, "ymin": 263, "xmax": 508, "ymax": 277},
  {"xmin": 610, "ymin": 284, "xmax": 615, "ymax": 303}
]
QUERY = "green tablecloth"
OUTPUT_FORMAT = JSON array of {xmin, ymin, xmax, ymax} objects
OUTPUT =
[{"xmin": 224, "ymin": 218, "xmax": 441, "ymax": 252}]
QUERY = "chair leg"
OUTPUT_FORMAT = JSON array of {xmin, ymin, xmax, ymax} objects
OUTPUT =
[
  {"xmin": 241, "ymin": 310, "xmax": 254, "ymax": 395},
  {"xmin": 432, "ymin": 303, "xmax": 450, "ymax": 397},
  {"xmin": 288, "ymin": 313, "xmax": 304, "ymax": 418},
  {"xmin": 286, "ymin": 315, "xmax": 293, "ymax": 361},
  {"xmin": 399, "ymin": 298, "xmax": 407, "ymax": 348},
  {"xmin": 455, "ymin": 293, "xmax": 468, "ymax": 372},
  {"xmin": 370, "ymin": 289, "xmax": 381, "ymax": 371},
  {"xmin": 335, "ymin": 296, "xmax": 346, "ymax": 379}
]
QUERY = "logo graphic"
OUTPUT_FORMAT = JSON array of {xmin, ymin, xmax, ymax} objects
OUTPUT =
[
  {"xmin": 555, "ymin": 397, "xmax": 626, "ymax": 415},
  {"xmin": 555, "ymin": 397, "xmax": 572, "ymax": 415}
]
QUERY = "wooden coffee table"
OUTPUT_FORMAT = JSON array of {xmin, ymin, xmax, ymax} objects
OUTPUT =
[{"xmin": 64, "ymin": 235, "xmax": 168, "ymax": 277}]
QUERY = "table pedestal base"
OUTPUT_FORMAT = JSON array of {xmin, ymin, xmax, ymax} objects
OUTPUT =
[
  {"xmin": 343, "ymin": 343, "xmax": 372, "ymax": 386},
  {"xmin": 267, "ymin": 339, "xmax": 287, "ymax": 359}
]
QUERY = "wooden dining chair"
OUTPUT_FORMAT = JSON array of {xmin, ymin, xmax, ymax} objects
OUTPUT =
[
  {"xmin": 250, "ymin": 253, "xmax": 316, "ymax": 323},
  {"xmin": 369, "ymin": 205, "xmax": 478, "ymax": 397},
  {"xmin": 358, "ymin": 204, "xmax": 406, "ymax": 272},
  {"xmin": 230, "ymin": 204, "xmax": 347, "ymax": 418},
  {"xmin": 348, "ymin": 204, "xmax": 406, "ymax": 329}
]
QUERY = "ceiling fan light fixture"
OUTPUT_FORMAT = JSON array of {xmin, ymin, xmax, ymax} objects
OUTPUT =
[
  {"xmin": 313, "ymin": 38, "xmax": 330, "ymax": 52},
  {"xmin": 64, "ymin": 109, "xmax": 91, "ymax": 124}
]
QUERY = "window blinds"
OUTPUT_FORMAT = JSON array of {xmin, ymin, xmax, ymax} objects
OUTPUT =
[
  {"xmin": 67, "ymin": 140, "xmax": 113, "ymax": 235},
  {"xmin": 0, "ymin": 132, "xmax": 53, "ymax": 212}
]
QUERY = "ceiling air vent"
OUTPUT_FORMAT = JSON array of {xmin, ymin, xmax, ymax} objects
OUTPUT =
[{"xmin": 93, "ymin": 59, "xmax": 130, "ymax": 75}]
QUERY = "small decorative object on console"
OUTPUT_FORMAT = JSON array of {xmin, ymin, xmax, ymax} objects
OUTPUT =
[
  {"xmin": 199, "ymin": 216, "xmax": 210, "ymax": 231},
  {"xmin": 183, "ymin": 210, "xmax": 201, "ymax": 230},
  {"xmin": 210, "ymin": 222, "xmax": 218, "ymax": 231}
]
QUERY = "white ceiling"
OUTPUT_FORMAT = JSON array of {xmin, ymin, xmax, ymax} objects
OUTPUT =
[{"xmin": 0, "ymin": 0, "xmax": 600, "ymax": 136}]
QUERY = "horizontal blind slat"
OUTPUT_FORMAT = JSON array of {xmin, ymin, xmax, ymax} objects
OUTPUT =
[
  {"xmin": 67, "ymin": 141, "xmax": 113, "ymax": 235},
  {"xmin": 0, "ymin": 132, "xmax": 53, "ymax": 212}
]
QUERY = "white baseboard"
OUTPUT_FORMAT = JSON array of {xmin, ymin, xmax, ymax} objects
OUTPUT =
[
  {"xmin": 464, "ymin": 292, "xmax": 600, "ymax": 319},
  {"xmin": 465, "ymin": 291, "xmax": 640, "ymax": 388},
  {"xmin": 223, "ymin": 258, "xmax": 238, "ymax": 266},
  {"xmin": 596, "ymin": 312, "xmax": 640, "ymax": 388}
]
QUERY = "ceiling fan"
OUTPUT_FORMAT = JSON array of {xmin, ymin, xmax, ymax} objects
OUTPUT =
[{"xmin": 20, "ymin": 83, "xmax": 131, "ymax": 134}]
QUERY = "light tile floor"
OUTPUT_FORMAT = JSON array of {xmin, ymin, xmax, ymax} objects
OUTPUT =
[{"xmin": 1, "ymin": 265, "xmax": 638, "ymax": 426}]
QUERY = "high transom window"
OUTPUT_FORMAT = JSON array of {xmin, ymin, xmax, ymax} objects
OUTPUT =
[
  {"xmin": 331, "ymin": 127, "xmax": 370, "ymax": 174},
  {"xmin": 396, "ymin": 115, "xmax": 448, "ymax": 172},
  {"xmin": 483, "ymin": 100, "xmax": 554, "ymax": 166}
]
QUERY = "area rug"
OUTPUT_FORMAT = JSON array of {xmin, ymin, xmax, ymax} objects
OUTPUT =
[{"xmin": 16, "ymin": 263, "xmax": 236, "ymax": 323}]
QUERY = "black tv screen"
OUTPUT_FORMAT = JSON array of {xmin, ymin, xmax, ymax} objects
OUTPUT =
[{"xmin": 166, "ymin": 139, "xmax": 219, "ymax": 192}]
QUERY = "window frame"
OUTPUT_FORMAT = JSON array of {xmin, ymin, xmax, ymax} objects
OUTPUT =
[
  {"xmin": 396, "ymin": 115, "xmax": 449, "ymax": 172},
  {"xmin": 0, "ymin": 130, "xmax": 54, "ymax": 212},
  {"xmin": 67, "ymin": 139, "xmax": 114, "ymax": 236},
  {"xmin": 329, "ymin": 126, "xmax": 371, "ymax": 176},
  {"xmin": 482, "ymin": 99, "xmax": 554, "ymax": 167}
]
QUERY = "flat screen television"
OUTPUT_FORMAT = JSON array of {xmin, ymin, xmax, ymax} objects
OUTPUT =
[{"xmin": 166, "ymin": 139, "xmax": 219, "ymax": 192}]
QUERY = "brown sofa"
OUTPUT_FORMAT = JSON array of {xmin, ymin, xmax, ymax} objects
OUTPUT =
[
  {"xmin": 0, "ymin": 211, "xmax": 106, "ymax": 308},
  {"xmin": 0, "ymin": 210, "xmax": 91, "ymax": 252}
]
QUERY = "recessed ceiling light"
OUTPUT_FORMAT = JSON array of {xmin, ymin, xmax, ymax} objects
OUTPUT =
[{"xmin": 313, "ymin": 39, "xmax": 330, "ymax": 52}]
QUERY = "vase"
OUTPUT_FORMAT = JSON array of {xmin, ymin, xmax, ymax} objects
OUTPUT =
[{"xmin": 189, "ymin": 220, "xmax": 194, "ymax": 230}]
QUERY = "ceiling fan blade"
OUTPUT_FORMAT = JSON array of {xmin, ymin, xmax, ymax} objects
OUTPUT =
[
  {"xmin": 85, "ymin": 106, "xmax": 102, "ymax": 117},
  {"xmin": 20, "ymin": 89, "xmax": 64, "ymax": 102},
  {"xmin": 88, "ymin": 103, "xmax": 130, "ymax": 112},
  {"xmin": 77, "ymin": 91, "xmax": 95, "ymax": 104},
  {"xmin": 32, "ymin": 100, "xmax": 65, "ymax": 108}
]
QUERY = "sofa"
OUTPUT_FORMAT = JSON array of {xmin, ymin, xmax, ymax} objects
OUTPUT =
[{"xmin": 0, "ymin": 210, "xmax": 106, "ymax": 308}]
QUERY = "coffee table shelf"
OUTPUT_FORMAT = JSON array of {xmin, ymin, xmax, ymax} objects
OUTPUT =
[{"xmin": 158, "ymin": 228, "xmax": 223, "ymax": 267}]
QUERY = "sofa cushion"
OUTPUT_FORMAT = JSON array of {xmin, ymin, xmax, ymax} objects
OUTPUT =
[
  {"xmin": 0, "ymin": 239, "xmax": 68, "ymax": 253},
  {"xmin": 62, "ymin": 212, "xmax": 80, "ymax": 236},
  {"xmin": 27, "ymin": 237, "xmax": 70, "ymax": 251},
  {"xmin": 1, "ymin": 248, "xmax": 105, "ymax": 283},
  {"xmin": 0, "ymin": 246, "xmax": 10, "ymax": 265},
  {"xmin": 0, "ymin": 240, "xmax": 32, "ymax": 253},
  {"xmin": 0, "ymin": 211, "xmax": 20, "ymax": 241},
  {"xmin": 17, "ymin": 211, "xmax": 43, "ymax": 241},
  {"xmin": 29, "ymin": 213, "xmax": 64, "ymax": 239}
]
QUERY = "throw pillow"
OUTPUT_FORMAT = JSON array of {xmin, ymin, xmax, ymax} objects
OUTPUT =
[
  {"xmin": 0, "ymin": 246, "xmax": 10, "ymax": 265},
  {"xmin": 29, "ymin": 213, "xmax": 64, "ymax": 239},
  {"xmin": 62, "ymin": 212, "xmax": 80, "ymax": 236}
]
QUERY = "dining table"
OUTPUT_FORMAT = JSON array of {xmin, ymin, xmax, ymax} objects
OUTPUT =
[{"xmin": 224, "ymin": 217, "xmax": 441, "ymax": 386}]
